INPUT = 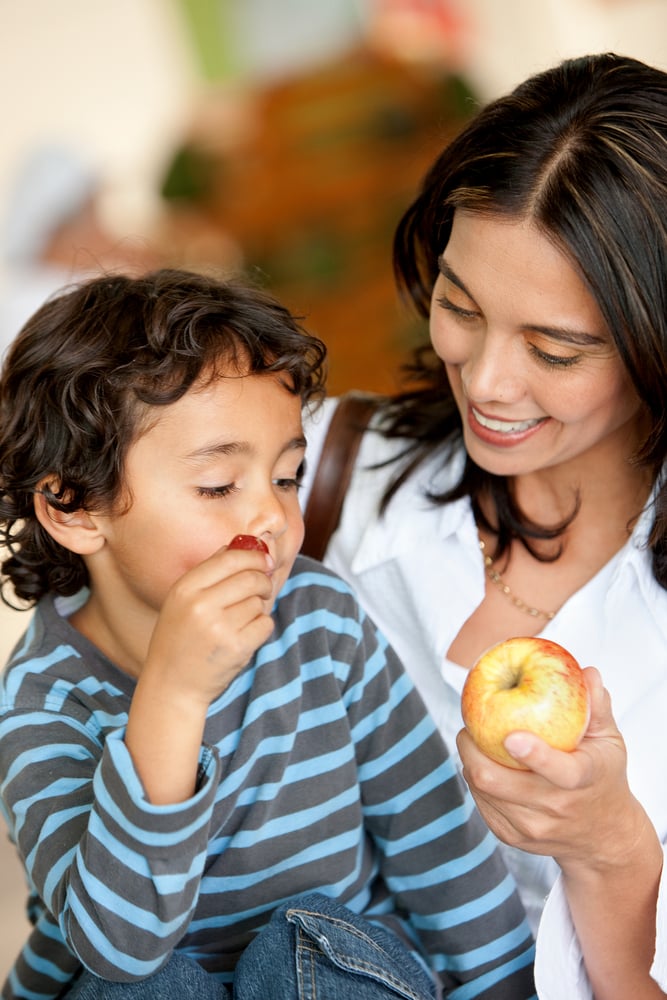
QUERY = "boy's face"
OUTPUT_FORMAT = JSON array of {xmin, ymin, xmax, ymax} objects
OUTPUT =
[{"xmin": 89, "ymin": 370, "xmax": 306, "ymax": 626}]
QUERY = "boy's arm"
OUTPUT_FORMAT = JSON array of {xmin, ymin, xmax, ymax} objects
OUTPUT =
[
  {"xmin": 125, "ymin": 544, "xmax": 274, "ymax": 805},
  {"xmin": 346, "ymin": 618, "xmax": 536, "ymax": 998},
  {"xmin": 0, "ymin": 705, "xmax": 220, "ymax": 984},
  {"xmin": 0, "ymin": 545, "xmax": 272, "ymax": 989}
]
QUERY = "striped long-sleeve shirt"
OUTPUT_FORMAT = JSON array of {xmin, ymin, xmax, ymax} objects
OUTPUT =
[{"xmin": 0, "ymin": 556, "xmax": 535, "ymax": 999}]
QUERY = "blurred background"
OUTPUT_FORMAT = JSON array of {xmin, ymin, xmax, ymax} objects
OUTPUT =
[
  {"xmin": 2, "ymin": 0, "xmax": 667, "ymax": 396},
  {"xmin": 1, "ymin": 0, "xmax": 667, "ymax": 982}
]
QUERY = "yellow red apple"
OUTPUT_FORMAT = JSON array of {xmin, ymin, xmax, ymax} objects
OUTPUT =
[
  {"xmin": 228, "ymin": 534, "xmax": 268, "ymax": 553},
  {"xmin": 461, "ymin": 636, "xmax": 590, "ymax": 769}
]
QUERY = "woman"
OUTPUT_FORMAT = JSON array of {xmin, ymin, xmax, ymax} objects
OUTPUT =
[{"xmin": 302, "ymin": 52, "xmax": 667, "ymax": 998}]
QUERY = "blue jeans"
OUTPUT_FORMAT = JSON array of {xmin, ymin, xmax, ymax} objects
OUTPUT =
[
  {"xmin": 65, "ymin": 952, "xmax": 227, "ymax": 999},
  {"xmin": 65, "ymin": 893, "xmax": 436, "ymax": 999}
]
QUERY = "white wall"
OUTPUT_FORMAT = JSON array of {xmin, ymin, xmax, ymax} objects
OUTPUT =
[
  {"xmin": 2, "ymin": 0, "xmax": 667, "ymax": 225},
  {"xmin": 463, "ymin": 0, "xmax": 667, "ymax": 101},
  {"xmin": 0, "ymin": 0, "xmax": 198, "ymax": 232}
]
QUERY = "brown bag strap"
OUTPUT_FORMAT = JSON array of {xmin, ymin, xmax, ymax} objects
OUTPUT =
[{"xmin": 302, "ymin": 391, "xmax": 379, "ymax": 561}]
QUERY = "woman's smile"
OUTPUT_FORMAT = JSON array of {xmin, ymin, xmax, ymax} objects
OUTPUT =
[
  {"xmin": 468, "ymin": 404, "xmax": 548, "ymax": 445},
  {"xmin": 430, "ymin": 211, "xmax": 645, "ymax": 479}
]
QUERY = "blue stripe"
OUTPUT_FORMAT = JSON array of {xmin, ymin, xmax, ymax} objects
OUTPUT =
[
  {"xmin": 362, "ymin": 763, "xmax": 462, "ymax": 824},
  {"xmin": 447, "ymin": 944, "xmax": 536, "ymax": 999},
  {"xmin": 431, "ymin": 919, "xmax": 534, "ymax": 974},
  {"xmin": 356, "ymin": 715, "xmax": 435, "ymax": 781},
  {"xmin": 67, "ymin": 863, "xmax": 195, "ymax": 941},
  {"xmin": 202, "ymin": 827, "xmax": 362, "ymax": 892},
  {"xmin": 213, "ymin": 784, "xmax": 360, "ymax": 851},
  {"xmin": 66, "ymin": 891, "xmax": 168, "ymax": 978},
  {"xmin": 4, "ymin": 740, "xmax": 94, "ymax": 789},
  {"xmin": 280, "ymin": 567, "xmax": 354, "ymax": 597},
  {"xmin": 378, "ymin": 824, "xmax": 498, "ymax": 887},
  {"xmin": 2, "ymin": 644, "xmax": 82, "ymax": 699},
  {"xmin": 20, "ymin": 940, "xmax": 72, "ymax": 985},
  {"xmin": 6, "ymin": 966, "xmax": 63, "ymax": 1000},
  {"xmin": 412, "ymin": 873, "xmax": 521, "ymax": 930},
  {"xmin": 42, "ymin": 845, "xmax": 77, "ymax": 910}
]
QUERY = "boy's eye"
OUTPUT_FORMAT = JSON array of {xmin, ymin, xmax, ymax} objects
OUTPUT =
[
  {"xmin": 274, "ymin": 461, "xmax": 305, "ymax": 492},
  {"xmin": 274, "ymin": 459, "xmax": 305, "ymax": 490}
]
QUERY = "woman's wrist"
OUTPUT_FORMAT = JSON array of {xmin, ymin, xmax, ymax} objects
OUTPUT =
[{"xmin": 558, "ymin": 796, "xmax": 660, "ymax": 883}]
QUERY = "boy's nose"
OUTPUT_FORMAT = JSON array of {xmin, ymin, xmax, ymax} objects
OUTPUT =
[{"xmin": 246, "ymin": 490, "xmax": 288, "ymax": 541}]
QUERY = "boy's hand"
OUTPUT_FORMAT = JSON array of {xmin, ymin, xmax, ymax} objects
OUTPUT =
[
  {"xmin": 126, "ymin": 542, "xmax": 275, "ymax": 803},
  {"xmin": 143, "ymin": 542, "xmax": 275, "ymax": 707}
]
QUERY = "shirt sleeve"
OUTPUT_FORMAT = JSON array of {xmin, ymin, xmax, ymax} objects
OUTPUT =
[
  {"xmin": 534, "ymin": 844, "xmax": 667, "ymax": 998},
  {"xmin": 0, "ymin": 710, "xmax": 220, "ymax": 982}
]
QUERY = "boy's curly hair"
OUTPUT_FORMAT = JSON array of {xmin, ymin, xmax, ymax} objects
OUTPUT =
[{"xmin": 0, "ymin": 268, "xmax": 327, "ymax": 607}]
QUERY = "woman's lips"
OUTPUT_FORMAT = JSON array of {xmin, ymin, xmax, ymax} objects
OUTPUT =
[{"xmin": 468, "ymin": 405, "xmax": 548, "ymax": 446}]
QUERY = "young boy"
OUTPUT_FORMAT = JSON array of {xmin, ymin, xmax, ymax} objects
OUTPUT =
[{"xmin": 0, "ymin": 270, "xmax": 535, "ymax": 999}]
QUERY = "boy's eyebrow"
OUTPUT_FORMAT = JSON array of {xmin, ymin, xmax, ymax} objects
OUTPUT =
[
  {"xmin": 184, "ymin": 436, "xmax": 307, "ymax": 463},
  {"xmin": 437, "ymin": 253, "xmax": 606, "ymax": 347}
]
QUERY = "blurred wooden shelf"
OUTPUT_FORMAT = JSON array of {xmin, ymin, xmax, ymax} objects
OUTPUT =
[{"xmin": 161, "ymin": 47, "xmax": 476, "ymax": 395}]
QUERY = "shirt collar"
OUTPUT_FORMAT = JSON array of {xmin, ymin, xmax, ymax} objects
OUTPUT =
[
  {"xmin": 348, "ymin": 447, "xmax": 663, "ymax": 595},
  {"xmin": 349, "ymin": 446, "xmax": 469, "ymax": 575}
]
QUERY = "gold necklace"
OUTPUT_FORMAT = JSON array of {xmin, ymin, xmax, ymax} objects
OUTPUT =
[{"xmin": 479, "ymin": 537, "xmax": 556, "ymax": 621}]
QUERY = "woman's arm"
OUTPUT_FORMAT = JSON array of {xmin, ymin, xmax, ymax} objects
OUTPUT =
[{"xmin": 457, "ymin": 668, "xmax": 665, "ymax": 999}]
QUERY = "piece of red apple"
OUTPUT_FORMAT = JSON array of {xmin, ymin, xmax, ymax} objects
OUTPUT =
[
  {"xmin": 228, "ymin": 534, "xmax": 269, "ymax": 553},
  {"xmin": 461, "ymin": 636, "xmax": 590, "ymax": 769}
]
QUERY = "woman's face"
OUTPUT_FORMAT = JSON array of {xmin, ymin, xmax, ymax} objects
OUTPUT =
[{"xmin": 429, "ymin": 210, "xmax": 646, "ymax": 481}]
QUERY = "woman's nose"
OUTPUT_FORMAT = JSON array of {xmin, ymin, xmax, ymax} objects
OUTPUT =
[{"xmin": 461, "ymin": 332, "xmax": 525, "ymax": 404}]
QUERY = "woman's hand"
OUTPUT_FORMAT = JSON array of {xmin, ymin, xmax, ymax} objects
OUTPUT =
[
  {"xmin": 457, "ymin": 668, "xmax": 665, "ymax": 999},
  {"xmin": 456, "ymin": 667, "xmax": 635, "ymax": 869}
]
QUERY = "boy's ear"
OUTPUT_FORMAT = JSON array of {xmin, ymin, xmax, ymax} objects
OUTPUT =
[{"xmin": 33, "ymin": 479, "xmax": 106, "ymax": 555}]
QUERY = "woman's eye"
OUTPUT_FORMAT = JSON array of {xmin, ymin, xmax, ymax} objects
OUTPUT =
[
  {"xmin": 197, "ymin": 484, "xmax": 237, "ymax": 499},
  {"xmin": 436, "ymin": 295, "xmax": 479, "ymax": 321},
  {"xmin": 528, "ymin": 343, "xmax": 581, "ymax": 368}
]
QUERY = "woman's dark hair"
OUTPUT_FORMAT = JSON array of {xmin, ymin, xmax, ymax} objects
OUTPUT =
[
  {"xmin": 0, "ymin": 268, "xmax": 327, "ymax": 606},
  {"xmin": 384, "ymin": 52, "xmax": 667, "ymax": 584}
]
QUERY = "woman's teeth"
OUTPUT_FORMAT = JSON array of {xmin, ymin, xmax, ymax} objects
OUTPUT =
[{"xmin": 472, "ymin": 407, "xmax": 543, "ymax": 433}]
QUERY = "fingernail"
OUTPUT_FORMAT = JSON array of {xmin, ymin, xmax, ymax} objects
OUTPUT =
[{"xmin": 504, "ymin": 733, "xmax": 532, "ymax": 759}]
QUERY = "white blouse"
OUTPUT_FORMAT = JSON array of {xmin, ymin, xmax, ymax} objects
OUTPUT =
[{"xmin": 302, "ymin": 397, "xmax": 667, "ymax": 997}]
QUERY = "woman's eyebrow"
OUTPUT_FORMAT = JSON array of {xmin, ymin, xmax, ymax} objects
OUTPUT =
[
  {"xmin": 437, "ymin": 254, "xmax": 475, "ymax": 299},
  {"xmin": 522, "ymin": 323, "xmax": 605, "ymax": 347},
  {"xmin": 438, "ymin": 253, "xmax": 606, "ymax": 346}
]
